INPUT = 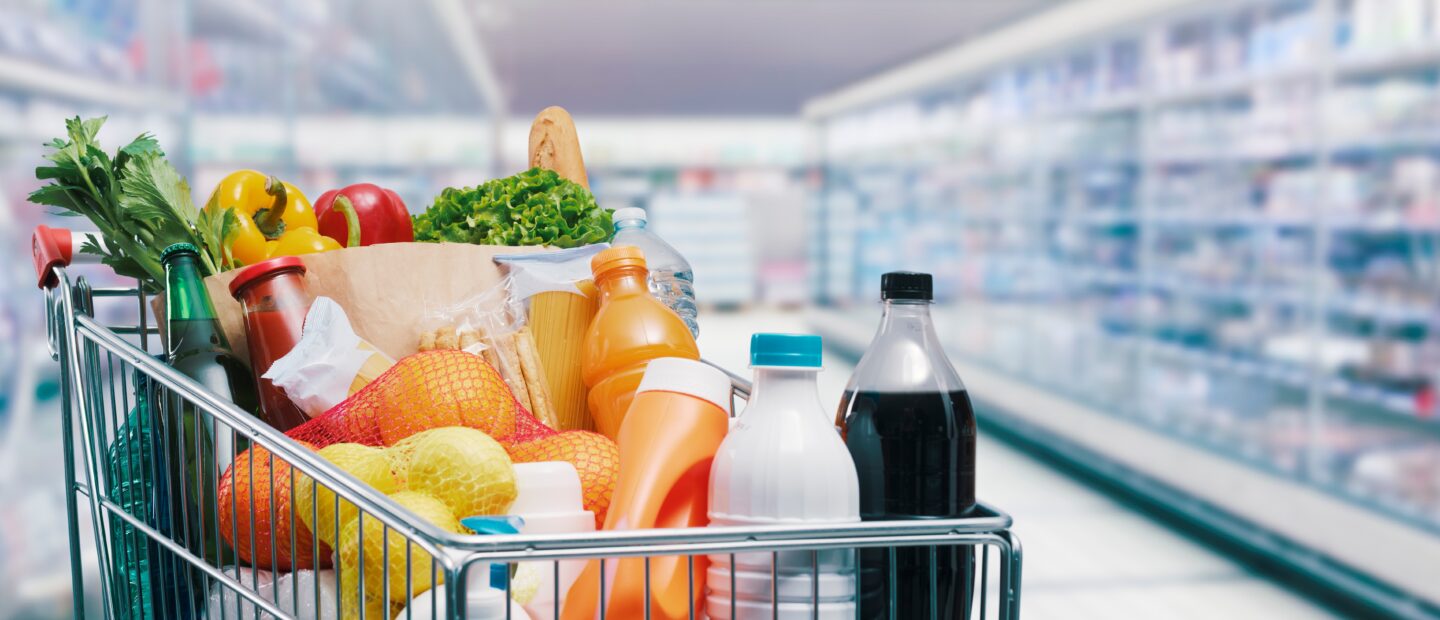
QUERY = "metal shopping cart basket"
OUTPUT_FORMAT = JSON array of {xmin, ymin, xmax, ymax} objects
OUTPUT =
[{"xmin": 34, "ymin": 227, "xmax": 1022, "ymax": 620}]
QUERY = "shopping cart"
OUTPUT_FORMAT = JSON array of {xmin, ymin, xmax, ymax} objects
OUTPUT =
[{"xmin": 33, "ymin": 226, "xmax": 1022, "ymax": 620}]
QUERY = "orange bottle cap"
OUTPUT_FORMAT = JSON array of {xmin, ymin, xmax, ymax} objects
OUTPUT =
[{"xmin": 590, "ymin": 245, "xmax": 647, "ymax": 277}]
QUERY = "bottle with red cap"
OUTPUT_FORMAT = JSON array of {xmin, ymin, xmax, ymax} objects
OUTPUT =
[
  {"xmin": 229, "ymin": 255, "xmax": 313, "ymax": 431},
  {"xmin": 581, "ymin": 246, "xmax": 701, "ymax": 438}
]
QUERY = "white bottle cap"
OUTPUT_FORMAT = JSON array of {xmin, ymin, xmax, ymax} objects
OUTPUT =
[
  {"xmin": 637, "ymin": 357, "xmax": 733, "ymax": 415},
  {"xmin": 613, "ymin": 207, "xmax": 647, "ymax": 222},
  {"xmin": 510, "ymin": 462, "xmax": 588, "ymax": 517}
]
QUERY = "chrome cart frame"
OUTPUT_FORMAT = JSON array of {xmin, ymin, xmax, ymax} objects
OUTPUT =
[{"xmin": 35, "ymin": 228, "xmax": 1022, "ymax": 620}]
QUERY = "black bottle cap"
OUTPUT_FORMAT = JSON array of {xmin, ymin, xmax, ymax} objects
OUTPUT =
[{"xmin": 881, "ymin": 271, "xmax": 932, "ymax": 301}]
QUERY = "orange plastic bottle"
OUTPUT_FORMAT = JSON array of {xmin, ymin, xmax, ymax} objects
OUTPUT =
[
  {"xmin": 582, "ymin": 246, "xmax": 701, "ymax": 438},
  {"xmin": 562, "ymin": 357, "xmax": 733, "ymax": 620}
]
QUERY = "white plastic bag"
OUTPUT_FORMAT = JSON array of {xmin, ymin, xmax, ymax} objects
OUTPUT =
[
  {"xmin": 264, "ymin": 297, "xmax": 394, "ymax": 417},
  {"xmin": 206, "ymin": 567, "xmax": 339, "ymax": 620}
]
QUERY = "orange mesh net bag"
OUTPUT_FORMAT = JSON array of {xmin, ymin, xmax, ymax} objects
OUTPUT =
[
  {"xmin": 286, "ymin": 350, "xmax": 555, "ymax": 449},
  {"xmin": 285, "ymin": 349, "xmax": 619, "ymax": 522}
]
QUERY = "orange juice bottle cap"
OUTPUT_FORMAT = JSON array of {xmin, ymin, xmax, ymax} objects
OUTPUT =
[{"xmin": 590, "ymin": 245, "xmax": 647, "ymax": 276}]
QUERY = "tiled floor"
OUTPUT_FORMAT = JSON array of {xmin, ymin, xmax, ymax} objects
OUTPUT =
[{"xmin": 699, "ymin": 310, "xmax": 1340, "ymax": 620}]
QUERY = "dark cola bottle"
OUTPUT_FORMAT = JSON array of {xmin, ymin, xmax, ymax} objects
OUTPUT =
[{"xmin": 835, "ymin": 271, "xmax": 977, "ymax": 620}]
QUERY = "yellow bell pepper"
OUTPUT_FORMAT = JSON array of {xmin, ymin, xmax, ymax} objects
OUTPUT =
[{"xmin": 204, "ymin": 170, "xmax": 342, "ymax": 266}]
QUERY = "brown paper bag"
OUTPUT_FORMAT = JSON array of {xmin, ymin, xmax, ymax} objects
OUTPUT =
[{"xmin": 155, "ymin": 242, "xmax": 542, "ymax": 365}]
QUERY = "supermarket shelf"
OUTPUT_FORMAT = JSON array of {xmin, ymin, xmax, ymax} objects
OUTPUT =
[
  {"xmin": 1151, "ymin": 64, "xmax": 1318, "ymax": 108},
  {"xmin": 1142, "ymin": 339, "xmax": 1432, "ymax": 427},
  {"xmin": 193, "ymin": 0, "xmax": 297, "ymax": 45},
  {"xmin": 1147, "ymin": 273, "xmax": 1434, "ymax": 325},
  {"xmin": 1148, "ymin": 210, "xmax": 1440, "ymax": 233},
  {"xmin": 812, "ymin": 308, "xmax": 1440, "ymax": 615},
  {"xmin": 803, "ymin": 0, "xmax": 1195, "ymax": 118},
  {"xmin": 1336, "ymin": 44, "xmax": 1440, "ymax": 78},
  {"xmin": 0, "ymin": 55, "xmax": 177, "ymax": 111}
]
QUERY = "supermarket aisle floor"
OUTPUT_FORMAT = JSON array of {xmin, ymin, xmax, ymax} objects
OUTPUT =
[{"xmin": 698, "ymin": 309, "xmax": 1340, "ymax": 620}]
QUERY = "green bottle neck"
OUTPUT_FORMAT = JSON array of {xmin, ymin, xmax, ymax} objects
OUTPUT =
[
  {"xmin": 165, "ymin": 253, "xmax": 218, "ymax": 321},
  {"xmin": 164, "ymin": 253, "xmax": 230, "ymax": 352}
]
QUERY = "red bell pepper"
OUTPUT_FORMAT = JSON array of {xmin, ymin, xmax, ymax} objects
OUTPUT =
[{"xmin": 313, "ymin": 183, "xmax": 414, "ymax": 247}]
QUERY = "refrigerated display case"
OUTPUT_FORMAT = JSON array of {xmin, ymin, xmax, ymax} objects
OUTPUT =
[{"xmin": 806, "ymin": 0, "xmax": 1440, "ymax": 615}]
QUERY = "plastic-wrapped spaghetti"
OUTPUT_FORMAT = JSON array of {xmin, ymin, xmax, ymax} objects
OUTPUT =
[{"xmin": 495, "ymin": 245, "xmax": 608, "ymax": 431}]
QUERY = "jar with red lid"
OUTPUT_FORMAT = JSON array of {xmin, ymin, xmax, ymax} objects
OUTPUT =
[{"xmin": 229, "ymin": 256, "xmax": 312, "ymax": 431}]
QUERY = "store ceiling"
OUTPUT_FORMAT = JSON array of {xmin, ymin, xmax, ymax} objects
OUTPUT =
[{"xmin": 471, "ymin": 0, "xmax": 1064, "ymax": 116}]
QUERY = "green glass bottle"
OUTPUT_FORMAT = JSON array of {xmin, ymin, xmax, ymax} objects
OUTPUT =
[
  {"xmin": 160, "ymin": 243, "xmax": 259, "ymax": 570},
  {"xmin": 107, "ymin": 368, "xmax": 167, "ymax": 619}
]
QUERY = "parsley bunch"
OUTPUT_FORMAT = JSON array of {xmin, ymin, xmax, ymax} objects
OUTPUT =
[{"xmin": 29, "ymin": 117, "xmax": 235, "ymax": 291}]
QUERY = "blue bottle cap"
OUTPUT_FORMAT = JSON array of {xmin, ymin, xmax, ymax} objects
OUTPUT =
[{"xmin": 750, "ymin": 333, "xmax": 822, "ymax": 368}]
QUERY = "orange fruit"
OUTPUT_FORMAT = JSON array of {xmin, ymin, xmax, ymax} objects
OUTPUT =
[
  {"xmin": 373, "ymin": 351, "xmax": 523, "ymax": 446},
  {"xmin": 218, "ymin": 441, "xmax": 330, "ymax": 571},
  {"xmin": 508, "ymin": 431, "xmax": 618, "ymax": 526}
]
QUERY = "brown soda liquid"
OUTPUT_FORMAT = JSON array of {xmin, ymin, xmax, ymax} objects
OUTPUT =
[{"xmin": 837, "ymin": 389, "xmax": 977, "ymax": 619}]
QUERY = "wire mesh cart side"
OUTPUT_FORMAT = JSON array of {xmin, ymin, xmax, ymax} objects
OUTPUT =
[{"xmin": 34, "ymin": 226, "xmax": 1023, "ymax": 620}]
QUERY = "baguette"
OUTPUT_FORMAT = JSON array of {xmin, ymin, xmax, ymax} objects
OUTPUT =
[
  {"xmin": 528, "ymin": 107, "xmax": 589, "ymax": 189},
  {"xmin": 490, "ymin": 332, "xmax": 532, "ymax": 413},
  {"xmin": 515, "ymin": 326, "xmax": 559, "ymax": 428}
]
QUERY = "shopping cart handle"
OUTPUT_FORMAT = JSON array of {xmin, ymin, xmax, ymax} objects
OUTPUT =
[{"xmin": 33, "ymin": 226, "xmax": 102, "ymax": 289}]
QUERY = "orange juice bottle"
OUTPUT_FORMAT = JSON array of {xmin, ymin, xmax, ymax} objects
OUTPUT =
[
  {"xmin": 563, "ymin": 357, "xmax": 733, "ymax": 620},
  {"xmin": 582, "ymin": 246, "xmax": 701, "ymax": 438}
]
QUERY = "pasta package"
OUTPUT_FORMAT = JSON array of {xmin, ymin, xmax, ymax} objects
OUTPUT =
[
  {"xmin": 528, "ymin": 289, "xmax": 598, "ymax": 431},
  {"xmin": 494, "ymin": 246, "xmax": 608, "ymax": 432},
  {"xmin": 264, "ymin": 297, "xmax": 396, "ymax": 418}
]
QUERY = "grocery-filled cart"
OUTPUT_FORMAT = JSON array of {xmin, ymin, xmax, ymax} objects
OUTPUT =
[{"xmin": 34, "ymin": 227, "xmax": 1022, "ymax": 620}]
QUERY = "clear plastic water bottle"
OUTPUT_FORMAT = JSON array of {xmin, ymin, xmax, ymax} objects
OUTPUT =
[{"xmin": 609, "ymin": 207, "xmax": 700, "ymax": 337}]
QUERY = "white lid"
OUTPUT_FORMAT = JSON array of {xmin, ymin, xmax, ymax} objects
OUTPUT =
[
  {"xmin": 637, "ymin": 358, "xmax": 733, "ymax": 415},
  {"xmin": 613, "ymin": 207, "xmax": 648, "ymax": 222},
  {"xmin": 511, "ymin": 462, "xmax": 587, "ymax": 516}
]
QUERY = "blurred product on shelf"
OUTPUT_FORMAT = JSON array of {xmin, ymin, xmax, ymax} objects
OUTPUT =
[
  {"xmin": 708, "ymin": 334, "xmax": 860, "ymax": 620},
  {"xmin": 610, "ymin": 207, "xmax": 700, "ymax": 337},
  {"xmin": 582, "ymin": 246, "xmax": 700, "ymax": 438},
  {"xmin": 837, "ymin": 273, "xmax": 977, "ymax": 619}
]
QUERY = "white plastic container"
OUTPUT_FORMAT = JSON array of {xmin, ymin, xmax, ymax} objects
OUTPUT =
[
  {"xmin": 397, "ymin": 586, "xmax": 531, "ymax": 620},
  {"xmin": 706, "ymin": 333, "xmax": 860, "ymax": 618},
  {"xmin": 509, "ymin": 462, "xmax": 595, "ymax": 618}
]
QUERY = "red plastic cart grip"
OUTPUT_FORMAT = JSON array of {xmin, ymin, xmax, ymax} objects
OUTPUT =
[{"xmin": 33, "ymin": 225, "xmax": 75, "ymax": 289}]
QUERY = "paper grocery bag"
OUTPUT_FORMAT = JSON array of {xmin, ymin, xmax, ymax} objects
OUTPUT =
[{"xmin": 155, "ymin": 242, "xmax": 542, "ymax": 365}]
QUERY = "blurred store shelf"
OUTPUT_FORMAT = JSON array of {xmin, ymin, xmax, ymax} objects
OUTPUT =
[
  {"xmin": 806, "ymin": 0, "xmax": 1440, "ymax": 615},
  {"xmin": 0, "ymin": 56, "xmax": 176, "ymax": 111}
]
